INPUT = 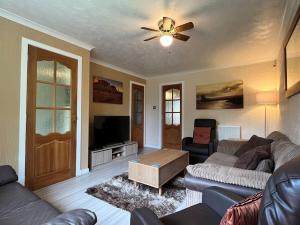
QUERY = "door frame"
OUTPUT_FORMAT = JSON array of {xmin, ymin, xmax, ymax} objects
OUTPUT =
[
  {"xmin": 18, "ymin": 37, "xmax": 84, "ymax": 185},
  {"xmin": 159, "ymin": 81, "xmax": 185, "ymax": 149},
  {"xmin": 129, "ymin": 81, "xmax": 146, "ymax": 145}
]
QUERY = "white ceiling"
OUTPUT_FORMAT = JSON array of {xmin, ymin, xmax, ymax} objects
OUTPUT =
[{"xmin": 0, "ymin": 0, "xmax": 287, "ymax": 77}]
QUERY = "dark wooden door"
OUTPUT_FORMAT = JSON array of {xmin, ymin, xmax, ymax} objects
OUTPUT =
[
  {"xmin": 26, "ymin": 46, "xmax": 77, "ymax": 190},
  {"xmin": 162, "ymin": 84, "xmax": 182, "ymax": 149},
  {"xmin": 131, "ymin": 84, "xmax": 144, "ymax": 148}
]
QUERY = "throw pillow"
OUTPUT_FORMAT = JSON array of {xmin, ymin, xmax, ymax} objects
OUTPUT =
[
  {"xmin": 235, "ymin": 135, "xmax": 273, "ymax": 157},
  {"xmin": 193, "ymin": 127, "xmax": 211, "ymax": 144},
  {"xmin": 220, "ymin": 192, "xmax": 263, "ymax": 225},
  {"xmin": 255, "ymin": 159, "xmax": 274, "ymax": 173},
  {"xmin": 234, "ymin": 144, "xmax": 271, "ymax": 170}
]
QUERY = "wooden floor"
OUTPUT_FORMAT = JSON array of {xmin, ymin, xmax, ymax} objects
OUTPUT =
[{"xmin": 35, "ymin": 148, "xmax": 158, "ymax": 225}]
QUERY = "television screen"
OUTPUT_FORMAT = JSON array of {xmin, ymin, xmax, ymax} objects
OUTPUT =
[{"xmin": 93, "ymin": 116, "xmax": 130, "ymax": 148}]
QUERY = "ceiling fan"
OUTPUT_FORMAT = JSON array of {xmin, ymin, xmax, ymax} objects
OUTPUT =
[{"xmin": 141, "ymin": 17, "xmax": 194, "ymax": 47}]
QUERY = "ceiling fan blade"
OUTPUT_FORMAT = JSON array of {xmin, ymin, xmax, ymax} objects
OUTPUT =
[
  {"xmin": 141, "ymin": 27, "xmax": 159, "ymax": 32},
  {"xmin": 174, "ymin": 22, "xmax": 194, "ymax": 32},
  {"xmin": 144, "ymin": 36, "xmax": 160, "ymax": 41},
  {"xmin": 173, "ymin": 33, "xmax": 190, "ymax": 41}
]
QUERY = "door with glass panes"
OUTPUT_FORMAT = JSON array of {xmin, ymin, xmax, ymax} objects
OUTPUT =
[
  {"xmin": 26, "ymin": 46, "xmax": 77, "ymax": 190},
  {"xmin": 162, "ymin": 84, "xmax": 182, "ymax": 149},
  {"xmin": 131, "ymin": 84, "xmax": 144, "ymax": 148}
]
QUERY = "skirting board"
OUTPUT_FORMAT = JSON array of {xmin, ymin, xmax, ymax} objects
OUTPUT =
[
  {"xmin": 144, "ymin": 144, "xmax": 161, "ymax": 149},
  {"xmin": 79, "ymin": 168, "xmax": 90, "ymax": 176}
]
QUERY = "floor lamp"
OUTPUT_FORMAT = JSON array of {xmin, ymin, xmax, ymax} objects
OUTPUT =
[{"xmin": 256, "ymin": 91, "xmax": 278, "ymax": 137}]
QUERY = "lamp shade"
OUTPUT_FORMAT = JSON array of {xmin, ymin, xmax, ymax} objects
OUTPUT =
[{"xmin": 256, "ymin": 91, "xmax": 278, "ymax": 105}]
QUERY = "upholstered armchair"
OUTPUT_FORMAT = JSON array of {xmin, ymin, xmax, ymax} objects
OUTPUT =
[{"xmin": 182, "ymin": 119, "xmax": 217, "ymax": 164}]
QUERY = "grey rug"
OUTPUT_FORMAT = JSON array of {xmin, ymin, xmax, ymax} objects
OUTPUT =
[{"xmin": 86, "ymin": 173, "xmax": 186, "ymax": 217}]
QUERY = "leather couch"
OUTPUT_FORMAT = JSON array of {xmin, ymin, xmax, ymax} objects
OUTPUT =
[
  {"xmin": 185, "ymin": 131, "xmax": 300, "ymax": 199},
  {"xmin": 130, "ymin": 155, "xmax": 300, "ymax": 225},
  {"xmin": 0, "ymin": 165, "xmax": 97, "ymax": 225},
  {"xmin": 182, "ymin": 119, "xmax": 217, "ymax": 164}
]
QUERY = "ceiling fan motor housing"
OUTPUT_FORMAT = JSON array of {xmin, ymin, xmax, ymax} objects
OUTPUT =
[{"xmin": 158, "ymin": 17, "xmax": 176, "ymax": 34}]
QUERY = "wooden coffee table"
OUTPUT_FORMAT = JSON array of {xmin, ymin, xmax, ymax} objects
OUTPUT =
[{"xmin": 128, "ymin": 149, "xmax": 189, "ymax": 195}]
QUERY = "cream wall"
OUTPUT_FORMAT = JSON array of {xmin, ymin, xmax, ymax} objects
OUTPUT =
[
  {"xmin": 0, "ymin": 17, "xmax": 91, "ymax": 172},
  {"xmin": 146, "ymin": 61, "xmax": 278, "ymax": 147},
  {"xmin": 277, "ymin": 0, "xmax": 300, "ymax": 145},
  {"xmin": 89, "ymin": 62, "xmax": 146, "ymax": 144}
]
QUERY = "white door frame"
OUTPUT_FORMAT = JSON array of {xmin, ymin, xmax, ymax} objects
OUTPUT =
[
  {"xmin": 129, "ymin": 81, "xmax": 146, "ymax": 146},
  {"xmin": 159, "ymin": 81, "xmax": 185, "ymax": 149},
  {"xmin": 18, "ymin": 37, "xmax": 84, "ymax": 184}
]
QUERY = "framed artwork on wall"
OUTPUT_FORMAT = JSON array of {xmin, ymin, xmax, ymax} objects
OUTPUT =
[
  {"xmin": 196, "ymin": 80, "xmax": 244, "ymax": 110},
  {"xmin": 93, "ymin": 76, "xmax": 123, "ymax": 104},
  {"xmin": 284, "ymin": 6, "xmax": 300, "ymax": 98}
]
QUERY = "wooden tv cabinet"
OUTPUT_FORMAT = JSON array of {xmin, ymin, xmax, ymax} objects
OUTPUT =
[{"xmin": 89, "ymin": 142, "xmax": 138, "ymax": 170}]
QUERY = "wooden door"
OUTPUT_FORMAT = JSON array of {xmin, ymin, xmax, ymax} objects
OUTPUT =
[
  {"xmin": 131, "ymin": 84, "xmax": 144, "ymax": 148},
  {"xmin": 26, "ymin": 46, "xmax": 77, "ymax": 190},
  {"xmin": 162, "ymin": 84, "xmax": 182, "ymax": 149}
]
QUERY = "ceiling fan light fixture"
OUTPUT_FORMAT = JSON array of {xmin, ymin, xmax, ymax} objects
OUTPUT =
[{"xmin": 160, "ymin": 34, "xmax": 173, "ymax": 47}]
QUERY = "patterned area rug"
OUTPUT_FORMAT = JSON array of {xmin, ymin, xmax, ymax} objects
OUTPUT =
[{"xmin": 86, "ymin": 173, "xmax": 186, "ymax": 217}]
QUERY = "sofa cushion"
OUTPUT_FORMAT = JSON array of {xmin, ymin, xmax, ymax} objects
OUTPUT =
[
  {"xmin": 205, "ymin": 152, "xmax": 238, "ymax": 167},
  {"xmin": 0, "ymin": 182, "xmax": 40, "ymax": 217},
  {"xmin": 193, "ymin": 127, "xmax": 211, "ymax": 144},
  {"xmin": 184, "ymin": 143, "xmax": 209, "ymax": 155},
  {"xmin": 161, "ymin": 203, "xmax": 221, "ymax": 225},
  {"xmin": 267, "ymin": 131, "xmax": 290, "ymax": 142},
  {"xmin": 256, "ymin": 159, "xmax": 274, "ymax": 173},
  {"xmin": 235, "ymin": 135, "xmax": 273, "ymax": 157},
  {"xmin": 0, "ymin": 199, "xmax": 59, "ymax": 225},
  {"xmin": 0, "ymin": 166, "xmax": 18, "ymax": 186},
  {"xmin": 272, "ymin": 140, "xmax": 300, "ymax": 170},
  {"xmin": 234, "ymin": 144, "xmax": 271, "ymax": 170}
]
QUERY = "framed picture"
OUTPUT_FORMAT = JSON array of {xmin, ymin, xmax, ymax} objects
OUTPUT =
[
  {"xmin": 196, "ymin": 80, "xmax": 243, "ymax": 109},
  {"xmin": 93, "ymin": 76, "xmax": 123, "ymax": 104},
  {"xmin": 284, "ymin": 6, "xmax": 300, "ymax": 98}
]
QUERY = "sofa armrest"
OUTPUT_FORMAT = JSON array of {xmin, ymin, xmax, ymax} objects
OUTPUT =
[
  {"xmin": 217, "ymin": 140, "xmax": 247, "ymax": 155},
  {"xmin": 182, "ymin": 137, "xmax": 193, "ymax": 148},
  {"xmin": 131, "ymin": 208, "xmax": 163, "ymax": 225},
  {"xmin": 43, "ymin": 209, "xmax": 97, "ymax": 225},
  {"xmin": 203, "ymin": 187, "xmax": 244, "ymax": 217},
  {"xmin": 0, "ymin": 165, "xmax": 18, "ymax": 186}
]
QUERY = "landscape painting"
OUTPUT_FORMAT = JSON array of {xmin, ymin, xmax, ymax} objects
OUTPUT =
[
  {"xmin": 196, "ymin": 80, "xmax": 243, "ymax": 109},
  {"xmin": 93, "ymin": 76, "xmax": 123, "ymax": 104}
]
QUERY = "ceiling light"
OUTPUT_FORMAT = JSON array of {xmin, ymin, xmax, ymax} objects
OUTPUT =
[{"xmin": 160, "ymin": 35, "xmax": 173, "ymax": 47}]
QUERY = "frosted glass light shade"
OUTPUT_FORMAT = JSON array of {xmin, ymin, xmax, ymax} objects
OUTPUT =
[
  {"xmin": 160, "ymin": 35, "xmax": 173, "ymax": 47},
  {"xmin": 256, "ymin": 91, "xmax": 278, "ymax": 105}
]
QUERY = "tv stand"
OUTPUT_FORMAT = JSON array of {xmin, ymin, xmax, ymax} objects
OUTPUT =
[{"xmin": 89, "ymin": 141, "xmax": 138, "ymax": 170}]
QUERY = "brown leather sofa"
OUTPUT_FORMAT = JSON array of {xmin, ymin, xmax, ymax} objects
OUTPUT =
[
  {"xmin": 0, "ymin": 165, "xmax": 97, "ymax": 225},
  {"xmin": 130, "ymin": 155, "xmax": 300, "ymax": 225}
]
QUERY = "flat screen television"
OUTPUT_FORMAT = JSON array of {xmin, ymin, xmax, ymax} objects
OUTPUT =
[{"xmin": 93, "ymin": 116, "xmax": 130, "ymax": 148}]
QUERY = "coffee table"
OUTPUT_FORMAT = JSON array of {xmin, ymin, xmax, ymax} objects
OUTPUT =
[{"xmin": 128, "ymin": 149, "xmax": 189, "ymax": 195}]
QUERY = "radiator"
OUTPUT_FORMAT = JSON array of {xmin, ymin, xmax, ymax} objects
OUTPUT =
[{"xmin": 217, "ymin": 125, "xmax": 241, "ymax": 140}]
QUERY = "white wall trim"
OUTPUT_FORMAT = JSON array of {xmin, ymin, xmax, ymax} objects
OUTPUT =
[
  {"xmin": 18, "ymin": 37, "xmax": 84, "ymax": 184},
  {"xmin": 90, "ymin": 58, "xmax": 147, "ymax": 80},
  {"xmin": 0, "ymin": 8, "xmax": 94, "ymax": 51},
  {"xmin": 129, "ymin": 81, "xmax": 146, "ymax": 147},
  {"xmin": 158, "ymin": 81, "xmax": 185, "ymax": 149},
  {"xmin": 148, "ymin": 57, "xmax": 276, "ymax": 80}
]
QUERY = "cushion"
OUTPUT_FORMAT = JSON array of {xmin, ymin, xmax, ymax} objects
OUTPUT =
[
  {"xmin": 193, "ymin": 127, "xmax": 211, "ymax": 144},
  {"xmin": 205, "ymin": 152, "xmax": 238, "ymax": 167},
  {"xmin": 161, "ymin": 203, "xmax": 222, "ymax": 225},
  {"xmin": 220, "ymin": 191, "xmax": 263, "ymax": 225},
  {"xmin": 234, "ymin": 144, "xmax": 271, "ymax": 170},
  {"xmin": 235, "ymin": 135, "xmax": 273, "ymax": 157},
  {"xmin": 255, "ymin": 159, "xmax": 274, "ymax": 173}
]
